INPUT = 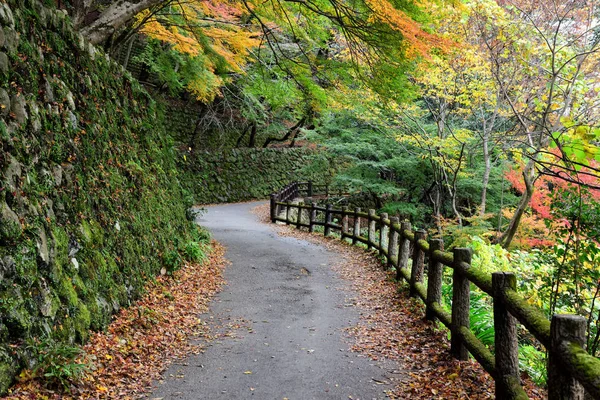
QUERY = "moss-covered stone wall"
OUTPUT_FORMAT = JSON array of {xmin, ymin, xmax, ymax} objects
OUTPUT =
[
  {"xmin": 183, "ymin": 148, "xmax": 333, "ymax": 204},
  {"xmin": 0, "ymin": 0, "xmax": 200, "ymax": 392}
]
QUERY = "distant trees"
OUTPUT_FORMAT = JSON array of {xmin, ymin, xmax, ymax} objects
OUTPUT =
[{"xmin": 471, "ymin": 0, "xmax": 600, "ymax": 247}]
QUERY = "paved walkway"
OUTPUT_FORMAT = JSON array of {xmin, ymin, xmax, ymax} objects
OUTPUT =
[{"xmin": 151, "ymin": 201, "xmax": 398, "ymax": 399}]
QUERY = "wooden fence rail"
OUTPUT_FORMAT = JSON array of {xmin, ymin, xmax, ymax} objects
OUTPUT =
[{"xmin": 270, "ymin": 181, "xmax": 600, "ymax": 400}]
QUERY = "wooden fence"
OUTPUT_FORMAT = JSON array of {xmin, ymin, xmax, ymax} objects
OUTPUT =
[{"xmin": 270, "ymin": 181, "xmax": 600, "ymax": 400}]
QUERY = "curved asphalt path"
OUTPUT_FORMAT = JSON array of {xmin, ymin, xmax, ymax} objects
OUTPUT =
[{"xmin": 151, "ymin": 201, "xmax": 399, "ymax": 399}]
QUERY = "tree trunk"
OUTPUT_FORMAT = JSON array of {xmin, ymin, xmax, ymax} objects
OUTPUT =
[
  {"xmin": 480, "ymin": 129, "xmax": 491, "ymax": 216},
  {"xmin": 248, "ymin": 123, "xmax": 258, "ymax": 147},
  {"xmin": 495, "ymin": 159, "xmax": 536, "ymax": 248},
  {"xmin": 235, "ymin": 123, "xmax": 252, "ymax": 147},
  {"xmin": 79, "ymin": 0, "xmax": 168, "ymax": 45},
  {"xmin": 262, "ymin": 117, "xmax": 305, "ymax": 148}
]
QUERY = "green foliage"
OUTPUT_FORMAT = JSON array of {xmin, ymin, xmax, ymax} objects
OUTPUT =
[
  {"xmin": 469, "ymin": 236, "xmax": 511, "ymax": 273},
  {"xmin": 443, "ymin": 218, "xmax": 495, "ymax": 248},
  {"xmin": 181, "ymin": 241, "xmax": 207, "ymax": 263},
  {"xmin": 134, "ymin": 39, "xmax": 224, "ymax": 102},
  {"xmin": 193, "ymin": 226, "xmax": 211, "ymax": 244},
  {"xmin": 518, "ymin": 344, "xmax": 547, "ymax": 387},
  {"xmin": 25, "ymin": 338, "xmax": 89, "ymax": 390},
  {"xmin": 380, "ymin": 201, "xmax": 431, "ymax": 225},
  {"xmin": 162, "ymin": 250, "xmax": 182, "ymax": 274},
  {"xmin": 470, "ymin": 290, "xmax": 495, "ymax": 347}
]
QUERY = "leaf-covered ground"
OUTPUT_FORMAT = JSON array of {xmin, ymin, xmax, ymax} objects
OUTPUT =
[
  {"xmin": 252, "ymin": 203, "xmax": 546, "ymax": 399},
  {"xmin": 3, "ymin": 242, "xmax": 228, "ymax": 400}
]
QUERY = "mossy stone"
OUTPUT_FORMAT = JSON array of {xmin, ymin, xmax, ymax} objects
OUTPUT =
[
  {"xmin": 0, "ymin": 5, "xmax": 15, "ymax": 28},
  {"xmin": 0, "ymin": 360, "xmax": 16, "ymax": 395},
  {"xmin": 2, "ymin": 287, "xmax": 31, "ymax": 338},
  {"xmin": 0, "ymin": 89, "xmax": 9, "ymax": 117},
  {"xmin": 3, "ymin": 29, "xmax": 17, "ymax": 53},
  {"xmin": 0, "ymin": 52, "xmax": 7, "ymax": 76},
  {"xmin": 9, "ymin": 94, "xmax": 26, "ymax": 125},
  {"xmin": 73, "ymin": 301, "xmax": 90, "ymax": 342},
  {"xmin": 0, "ymin": 201, "xmax": 21, "ymax": 243}
]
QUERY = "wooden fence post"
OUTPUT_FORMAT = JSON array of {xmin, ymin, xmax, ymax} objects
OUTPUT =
[
  {"xmin": 548, "ymin": 315, "xmax": 586, "ymax": 400},
  {"xmin": 270, "ymin": 194, "xmax": 277, "ymax": 223},
  {"xmin": 387, "ymin": 217, "xmax": 399, "ymax": 270},
  {"xmin": 342, "ymin": 206, "xmax": 349, "ymax": 240},
  {"xmin": 296, "ymin": 203, "xmax": 302, "ymax": 229},
  {"xmin": 324, "ymin": 204, "xmax": 333, "ymax": 237},
  {"xmin": 410, "ymin": 230, "xmax": 427, "ymax": 298},
  {"xmin": 309, "ymin": 202, "xmax": 317, "ymax": 233},
  {"xmin": 307, "ymin": 181, "xmax": 313, "ymax": 197},
  {"xmin": 493, "ymin": 272, "xmax": 520, "ymax": 398},
  {"xmin": 368, "ymin": 209, "xmax": 376, "ymax": 250},
  {"xmin": 353, "ymin": 207, "xmax": 361, "ymax": 245},
  {"xmin": 426, "ymin": 238, "xmax": 444, "ymax": 321},
  {"xmin": 397, "ymin": 221, "xmax": 412, "ymax": 282},
  {"xmin": 285, "ymin": 201, "xmax": 291, "ymax": 225},
  {"xmin": 379, "ymin": 213, "xmax": 388, "ymax": 257},
  {"xmin": 451, "ymin": 248, "xmax": 472, "ymax": 361}
]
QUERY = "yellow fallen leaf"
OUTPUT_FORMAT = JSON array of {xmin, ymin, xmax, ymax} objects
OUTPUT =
[
  {"xmin": 97, "ymin": 385, "xmax": 109, "ymax": 392},
  {"xmin": 244, "ymin": 370, "xmax": 252, "ymax": 374}
]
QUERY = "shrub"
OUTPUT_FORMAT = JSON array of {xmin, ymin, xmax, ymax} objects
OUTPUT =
[
  {"xmin": 181, "ymin": 241, "xmax": 207, "ymax": 263},
  {"xmin": 25, "ymin": 338, "xmax": 89, "ymax": 390}
]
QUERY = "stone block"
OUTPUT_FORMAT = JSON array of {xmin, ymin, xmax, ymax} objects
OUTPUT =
[
  {"xmin": 10, "ymin": 94, "xmax": 27, "ymax": 125},
  {"xmin": 0, "ymin": 88, "xmax": 9, "ymax": 117},
  {"xmin": 3, "ymin": 28, "xmax": 18, "ymax": 52},
  {"xmin": 0, "ymin": 4, "xmax": 15, "ymax": 28},
  {"xmin": 0, "ymin": 52, "xmax": 7, "ymax": 75},
  {"xmin": 0, "ymin": 201, "xmax": 21, "ymax": 242}
]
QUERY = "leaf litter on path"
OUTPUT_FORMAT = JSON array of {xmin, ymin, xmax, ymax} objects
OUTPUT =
[{"xmin": 4, "ymin": 241, "xmax": 228, "ymax": 400}]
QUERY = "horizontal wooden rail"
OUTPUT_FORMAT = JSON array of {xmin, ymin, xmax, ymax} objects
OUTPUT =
[{"xmin": 269, "ymin": 183, "xmax": 600, "ymax": 399}]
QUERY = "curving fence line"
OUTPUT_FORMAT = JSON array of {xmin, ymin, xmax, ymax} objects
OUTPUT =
[{"xmin": 270, "ymin": 181, "xmax": 600, "ymax": 400}]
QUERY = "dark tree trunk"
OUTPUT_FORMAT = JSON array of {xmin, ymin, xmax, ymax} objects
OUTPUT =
[
  {"xmin": 262, "ymin": 117, "xmax": 306, "ymax": 148},
  {"xmin": 494, "ymin": 159, "xmax": 536, "ymax": 248},
  {"xmin": 248, "ymin": 123, "xmax": 258, "ymax": 147}
]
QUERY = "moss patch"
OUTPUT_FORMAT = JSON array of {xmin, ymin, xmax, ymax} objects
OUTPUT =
[{"xmin": 0, "ymin": 0, "xmax": 200, "ymax": 392}]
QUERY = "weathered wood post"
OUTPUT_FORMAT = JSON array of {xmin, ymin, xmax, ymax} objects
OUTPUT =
[
  {"xmin": 397, "ymin": 221, "xmax": 412, "ymax": 282},
  {"xmin": 451, "ymin": 248, "xmax": 472, "ymax": 361},
  {"xmin": 379, "ymin": 212, "xmax": 388, "ymax": 257},
  {"xmin": 324, "ymin": 204, "xmax": 333, "ymax": 237},
  {"xmin": 409, "ymin": 230, "xmax": 427, "ymax": 298},
  {"xmin": 296, "ymin": 203, "xmax": 303, "ymax": 229},
  {"xmin": 548, "ymin": 315, "xmax": 586, "ymax": 400},
  {"xmin": 353, "ymin": 207, "xmax": 361, "ymax": 245},
  {"xmin": 492, "ymin": 272, "xmax": 521, "ymax": 398},
  {"xmin": 426, "ymin": 239, "xmax": 444, "ymax": 321},
  {"xmin": 270, "ymin": 194, "xmax": 277, "ymax": 223},
  {"xmin": 285, "ymin": 201, "xmax": 291, "ymax": 225},
  {"xmin": 307, "ymin": 181, "xmax": 313, "ymax": 197},
  {"xmin": 368, "ymin": 209, "xmax": 376, "ymax": 250},
  {"xmin": 387, "ymin": 217, "xmax": 399, "ymax": 270},
  {"xmin": 302, "ymin": 197, "xmax": 312, "ymax": 230},
  {"xmin": 309, "ymin": 202, "xmax": 317, "ymax": 233},
  {"xmin": 341, "ymin": 206, "xmax": 349, "ymax": 240}
]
